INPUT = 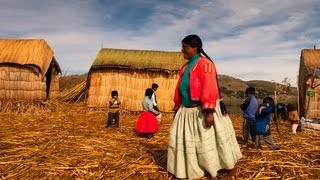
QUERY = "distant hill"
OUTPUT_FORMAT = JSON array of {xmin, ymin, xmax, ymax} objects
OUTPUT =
[
  {"xmin": 59, "ymin": 73, "xmax": 297, "ymax": 100},
  {"xmin": 218, "ymin": 75, "xmax": 248, "ymax": 91},
  {"xmin": 218, "ymin": 75, "xmax": 297, "ymax": 99}
]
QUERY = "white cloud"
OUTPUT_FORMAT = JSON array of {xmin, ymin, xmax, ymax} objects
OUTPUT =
[
  {"xmin": 0, "ymin": 0, "xmax": 319, "ymax": 84},
  {"xmin": 217, "ymin": 54, "xmax": 300, "ymax": 86}
]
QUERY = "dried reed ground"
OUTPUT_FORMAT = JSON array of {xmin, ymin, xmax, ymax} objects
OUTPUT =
[{"xmin": 0, "ymin": 102, "xmax": 319, "ymax": 179}]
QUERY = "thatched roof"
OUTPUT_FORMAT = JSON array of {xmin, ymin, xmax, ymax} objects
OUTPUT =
[
  {"xmin": 91, "ymin": 48, "xmax": 186, "ymax": 72},
  {"xmin": 300, "ymin": 49, "xmax": 320, "ymax": 75},
  {"xmin": 0, "ymin": 39, "xmax": 61, "ymax": 75}
]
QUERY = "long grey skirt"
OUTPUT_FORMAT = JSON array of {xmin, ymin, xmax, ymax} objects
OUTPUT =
[{"xmin": 167, "ymin": 99, "xmax": 242, "ymax": 179}]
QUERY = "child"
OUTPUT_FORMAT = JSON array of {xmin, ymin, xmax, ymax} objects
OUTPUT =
[
  {"xmin": 240, "ymin": 86, "xmax": 258, "ymax": 144},
  {"xmin": 135, "ymin": 88, "xmax": 160, "ymax": 139},
  {"xmin": 106, "ymin": 90, "xmax": 121, "ymax": 128},
  {"xmin": 254, "ymin": 97, "xmax": 279, "ymax": 150},
  {"xmin": 287, "ymin": 103, "xmax": 300, "ymax": 134}
]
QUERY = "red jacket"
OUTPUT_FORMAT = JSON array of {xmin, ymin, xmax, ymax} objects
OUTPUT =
[{"xmin": 173, "ymin": 57, "xmax": 219, "ymax": 111}]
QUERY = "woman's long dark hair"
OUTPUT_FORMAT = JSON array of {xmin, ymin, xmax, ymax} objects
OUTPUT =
[
  {"xmin": 145, "ymin": 88, "xmax": 154, "ymax": 99},
  {"xmin": 182, "ymin": 34, "xmax": 212, "ymax": 61},
  {"xmin": 182, "ymin": 34, "xmax": 228, "ymax": 114}
]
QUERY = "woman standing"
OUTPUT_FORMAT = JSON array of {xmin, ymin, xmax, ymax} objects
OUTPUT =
[{"xmin": 167, "ymin": 34, "xmax": 242, "ymax": 179}]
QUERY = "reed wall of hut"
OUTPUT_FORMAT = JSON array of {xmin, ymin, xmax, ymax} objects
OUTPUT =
[
  {"xmin": 303, "ymin": 78, "xmax": 320, "ymax": 118},
  {"xmin": 87, "ymin": 48, "xmax": 186, "ymax": 112},
  {"xmin": 87, "ymin": 68, "xmax": 179, "ymax": 112},
  {"xmin": 0, "ymin": 39, "xmax": 61, "ymax": 100},
  {"xmin": 298, "ymin": 49, "xmax": 320, "ymax": 118},
  {"xmin": 0, "ymin": 64, "xmax": 46, "ymax": 99}
]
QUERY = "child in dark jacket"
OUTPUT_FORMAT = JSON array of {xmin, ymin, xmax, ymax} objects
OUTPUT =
[
  {"xmin": 254, "ymin": 97, "xmax": 279, "ymax": 150},
  {"xmin": 240, "ymin": 86, "xmax": 258, "ymax": 144},
  {"xmin": 106, "ymin": 90, "xmax": 121, "ymax": 128}
]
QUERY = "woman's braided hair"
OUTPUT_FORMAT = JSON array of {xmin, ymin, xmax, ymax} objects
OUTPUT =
[
  {"xmin": 182, "ymin": 34, "xmax": 212, "ymax": 61},
  {"xmin": 182, "ymin": 34, "xmax": 228, "ymax": 115}
]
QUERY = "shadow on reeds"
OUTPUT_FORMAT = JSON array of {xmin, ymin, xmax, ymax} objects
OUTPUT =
[{"xmin": 141, "ymin": 141, "xmax": 168, "ymax": 171}]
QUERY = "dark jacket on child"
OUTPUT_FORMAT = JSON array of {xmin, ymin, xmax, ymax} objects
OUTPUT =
[
  {"xmin": 255, "ymin": 103, "xmax": 273, "ymax": 135},
  {"xmin": 241, "ymin": 95, "xmax": 258, "ymax": 119}
]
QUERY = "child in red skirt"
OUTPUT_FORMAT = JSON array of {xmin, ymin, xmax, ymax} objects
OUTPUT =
[{"xmin": 135, "ymin": 88, "xmax": 160, "ymax": 139}]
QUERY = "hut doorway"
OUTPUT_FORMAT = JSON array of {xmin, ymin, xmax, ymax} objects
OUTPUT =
[{"xmin": 45, "ymin": 63, "xmax": 53, "ymax": 99}]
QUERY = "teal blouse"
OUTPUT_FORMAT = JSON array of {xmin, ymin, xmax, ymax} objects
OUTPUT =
[{"xmin": 179, "ymin": 54, "xmax": 201, "ymax": 106}]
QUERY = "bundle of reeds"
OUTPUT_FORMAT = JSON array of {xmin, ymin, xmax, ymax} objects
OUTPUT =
[{"xmin": 53, "ymin": 81, "xmax": 87, "ymax": 103}]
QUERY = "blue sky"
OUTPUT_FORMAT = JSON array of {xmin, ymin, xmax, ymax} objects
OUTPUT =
[{"xmin": 1, "ymin": 0, "xmax": 319, "ymax": 85}]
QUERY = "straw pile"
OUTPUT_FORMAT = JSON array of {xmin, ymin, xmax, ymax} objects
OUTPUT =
[
  {"xmin": 0, "ymin": 103, "xmax": 319, "ymax": 179},
  {"xmin": 53, "ymin": 80, "xmax": 87, "ymax": 103},
  {"xmin": 0, "ymin": 100, "xmax": 61, "ymax": 113}
]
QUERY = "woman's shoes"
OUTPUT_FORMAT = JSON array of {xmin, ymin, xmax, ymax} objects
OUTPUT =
[{"xmin": 227, "ymin": 167, "xmax": 239, "ymax": 177}]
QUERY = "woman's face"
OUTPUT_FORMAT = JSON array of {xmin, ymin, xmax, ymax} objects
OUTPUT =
[{"xmin": 181, "ymin": 43, "xmax": 197, "ymax": 60}]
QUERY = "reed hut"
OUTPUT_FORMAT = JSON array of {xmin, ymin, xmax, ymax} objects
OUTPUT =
[
  {"xmin": 87, "ymin": 48, "xmax": 186, "ymax": 112},
  {"xmin": 0, "ymin": 39, "xmax": 61, "ymax": 100},
  {"xmin": 298, "ymin": 48, "xmax": 320, "ymax": 118}
]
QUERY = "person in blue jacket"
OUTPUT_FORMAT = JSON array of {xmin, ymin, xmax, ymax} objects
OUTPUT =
[
  {"xmin": 240, "ymin": 86, "xmax": 258, "ymax": 144},
  {"xmin": 255, "ymin": 97, "xmax": 279, "ymax": 150}
]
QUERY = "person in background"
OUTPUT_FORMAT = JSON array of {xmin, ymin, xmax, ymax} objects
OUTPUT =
[
  {"xmin": 167, "ymin": 34, "xmax": 241, "ymax": 179},
  {"xmin": 151, "ymin": 83, "xmax": 161, "ymax": 123},
  {"xmin": 135, "ymin": 88, "xmax": 160, "ymax": 139},
  {"xmin": 287, "ymin": 103, "xmax": 300, "ymax": 134},
  {"xmin": 240, "ymin": 86, "xmax": 258, "ymax": 144},
  {"xmin": 151, "ymin": 83, "xmax": 159, "ymax": 110},
  {"xmin": 277, "ymin": 103, "xmax": 287, "ymax": 120},
  {"xmin": 106, "ymin": 90, "xmax": 121, "ymax": 128},
  {"xmin": 255, "ymin": 97, "xmax": 279, "ymax": 150}
]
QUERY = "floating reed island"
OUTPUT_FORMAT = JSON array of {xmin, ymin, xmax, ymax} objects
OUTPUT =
[{"xmin": 0, "ymin": 102, "xmax": 319, "ymax": 179}]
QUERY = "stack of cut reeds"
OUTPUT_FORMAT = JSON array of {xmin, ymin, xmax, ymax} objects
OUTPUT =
[{"xmin": 53, "ymin": 81, "xmax": 87, "ymax": 103}]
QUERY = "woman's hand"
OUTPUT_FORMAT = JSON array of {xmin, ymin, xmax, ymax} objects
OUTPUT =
[
  {"xmin": 204, "ymin": 111, "xmax": 214, "ymax": 127},
  {"xmin": 172, "ymin": 105, "xmax": 179, "ymax": 112}
]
